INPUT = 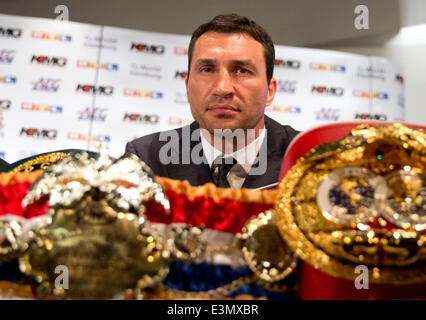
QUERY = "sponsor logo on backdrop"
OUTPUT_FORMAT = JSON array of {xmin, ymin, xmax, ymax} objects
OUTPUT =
[
  {"xmin": 266, "ymin": 105, "xmax": 301, "ymax": 114},
  {"xmin": 315, "ymin": 108, "xmax": 340, "ymax": 121},
  {"xmin": 130, "ymin": 43, "xmax": 165, "ymax": 55},
  {"xmin": 31, "ymin": 31, "xmax": 72, "ymax": 42},
  {"xmin": 311, "ymin": 86, "xmax": 344, "ymax": 96},
  {"xmin": 0, "ymin": 49, "xmax": 15, "ymax": 63},
  {"xmin": 78, "ymin": 107, "xmax": 107, "ymax": 121},
  {"xmin": 76, "ymin": 60, "xmax": 118, "ymax": 71},
  {"xmin": 277, "ymin": 80, "xmax": 297, "ymax": 94},
  {"xmin": 84, "ymin": 35, "xmax": 117, "ymax": 51},
  {"xmin": 352, "ymin": 89, "xmax": 388, "ymax": 100},
  {"xmin": 175, "ymin": 71, "xmax": 187, "ymax": 80},
  {"xmin": 19, "ymin": 127, "xmax": 57, "ymax": 139},
  {"xmin": 21, "ymin": 102, "xmax": 63, "ymax": 113},
  {"xmin": 76, "ymin": 84, "xmax": 114, "ymax": 96},
  {"xmin": 31, "ymin": 55, "xmax": 67, "ymax": 67},
  {"xmin": 0, "ymin": 27, "xmax": 22, "ymax": 39},
  {"xmin": 130, "ymin": 64, "xmax": 162, "ymax": 79},
  {"xmin": 0, "ymin": 100, "xmax": 11, "ymax": 110},
  {"xmin": 0, "ymin": 75, "xmax": 17, "ymax": 84},
  {"xmin": 123, "ymin": 113, "xmax": 159, "ymax": 124},
  {"xmin": 67, "ymin": 132, "xmax": 111, "ymax": 143},
  {"xmin": 174, "ymin": 47, "xmax": 188, "ymax": 55},
  {"xmin": 356, "ymin": 66, "xmax": 385, "ymax": 81},
  {"xmin": 396, "ymin": 74, "xmax": 404, "ymax": 85},
  {"xmin": 32, "ymin": 78, "xmax": 60, "ymax": 92},
  {"xmin": 123, "ymin": 88, "xmax": 163, "ymax": 99},
  {"xmin": 354, "ymin": 113, "xmax": 387, "ymax": 121},
  {"xmin": 174, "ymin": 91, "xmax": 188, "ymax": 104},
  {"xmin": 275, "ymin": 59, "xmax": 300, "ymax": 69},
  {"xmin": 310, "ymin": 63, "xmax": 346, "ymax": 72},
  {"xmin": 169, "ymin": 116, "xmax": 193, "ymax": 126}
]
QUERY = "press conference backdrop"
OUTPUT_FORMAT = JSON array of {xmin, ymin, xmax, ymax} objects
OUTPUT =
[{"xmin": 0, "ymin": 14, "xmax": 405, "ymax": 163}]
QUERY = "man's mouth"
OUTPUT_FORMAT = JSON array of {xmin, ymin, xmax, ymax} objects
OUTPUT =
[{"xmin": 207, "ymin": 104, "xmax": 240, "ymax": 116}]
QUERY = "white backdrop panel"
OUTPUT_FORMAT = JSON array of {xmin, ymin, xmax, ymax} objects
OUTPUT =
[{"xmin": 0, "ymin": 14, "xmax": 405, "ymax": 162}]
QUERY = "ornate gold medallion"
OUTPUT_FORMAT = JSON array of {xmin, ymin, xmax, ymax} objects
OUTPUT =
[
  {"xmin": 240, "ymin": 210, "xmax": 297, "ymax": 283},
  {"xmin": 0, "ymin": 218, "xmax": 27, "ymax": 263},
  {"xmin": 382, "ymin": 168, "xmax": 426, "ymax": 230},
  {"xmin": 317, "ymin": 166, "xmax": 387, "ymax": 225},
  {"xmin": 275, "ymin": 124, "xmax": 426, "ymax": 284}
]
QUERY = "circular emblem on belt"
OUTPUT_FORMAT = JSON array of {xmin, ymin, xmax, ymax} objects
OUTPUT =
[
  {"xmin": 383, "ymin": 168, "xmax": 426, "ymax": 230},
  {"xmin": 316, "ymin": 166, "xmax": 387, "ymax": 225}
]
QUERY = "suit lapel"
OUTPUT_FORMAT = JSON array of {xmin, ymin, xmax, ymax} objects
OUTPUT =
[
  {"xmin": 188, "ymin": 122, "xmax": 213, "ymax": 186},
  {"xmin": 241, "ymin": 116, "xmax": 285, "ymax": 189},
  {"xmin": 163, "ymin": 121, "xmax": 212, "ymax": 186}
]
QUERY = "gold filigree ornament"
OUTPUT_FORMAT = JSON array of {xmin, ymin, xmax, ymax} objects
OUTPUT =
[
  {"xmin": 11, "ymin": 152, "xmax": 70, "ymax": 173},
  {"xmin": 240, "ymin": 210, "xmax": 297, "ymax": 283},
  {"xmin": 153, "ymin": 211, "xmax": 298, "ymax": 300},
  {"xmin": 12, "ymin": 147, "xmax": 176, "ymax": 299},
  {"xmin": 275, "ymin": 123, "xmax": 426, "ymax": 284},
  {"xmin": 0, "ymin": 217, "xmax": 28, "ymax": 263}
]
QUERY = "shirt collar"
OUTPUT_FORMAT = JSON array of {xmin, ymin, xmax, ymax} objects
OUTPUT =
[{"xmin": 200, "ymin": 128, "xmax": 266, "ymax": 173}]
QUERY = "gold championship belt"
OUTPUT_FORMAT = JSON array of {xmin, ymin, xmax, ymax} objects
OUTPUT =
[
  {"xmin": 0, "ymin": 147, "xmax": 296, "ymax": 299},
  {"xmin": 274, "ymin": 122, "xmax": 426, "ymax": 299}
]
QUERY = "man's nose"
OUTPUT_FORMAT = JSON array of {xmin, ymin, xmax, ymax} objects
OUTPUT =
[{"xmin": 213, "ymin": 69, "xmax": 234, "ymax": 98}]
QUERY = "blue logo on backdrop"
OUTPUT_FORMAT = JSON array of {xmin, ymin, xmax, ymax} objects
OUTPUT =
[
  {"xmin": 0, "ymin": 75, "xmax": 17, "ymax": 84},
  {"xmin": 315, "ymin": 108, "xmax": 340, "ymax": 121},
  {"xmin": 32, "ymin": 78, "xmax": 60, "ymax": 92},
  {"xmin": 277, "ymin": 80, "xmax": 297, "ymax": 94},
  {"xmin": 78, "ymin": 107, "xmax": 108, "ymax": 121},
  {"xmin": 0, "ymin": 49, "xmax": 15, "ymax": 63}
]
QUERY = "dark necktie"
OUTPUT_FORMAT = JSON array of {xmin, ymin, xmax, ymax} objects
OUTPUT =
[{"xmin": 211, "ymin": 156, "xmax": 237, "ymax": 188}]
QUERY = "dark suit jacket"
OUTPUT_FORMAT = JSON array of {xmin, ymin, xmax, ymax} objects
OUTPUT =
[
  {"xmin": 125, "ymin": 115, "xmax": 299, "ymax": 188},
  {"xmin": 0, "ymin": 157, "xmax": 8, "ymax": 169}
]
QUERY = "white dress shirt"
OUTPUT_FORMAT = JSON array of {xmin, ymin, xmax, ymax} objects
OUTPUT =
[{"xmin": 200, "ymin": 129, "xmax": 266, "ymax": 189}]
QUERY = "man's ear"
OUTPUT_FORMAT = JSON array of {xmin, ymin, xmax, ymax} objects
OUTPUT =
[
  {"xmin": 185, "ymin": 73, "xmax": 189, "ymax": 98},
  {"xmin": 266, "ymin": 77, "xmax": 277, "ymax": 106}
]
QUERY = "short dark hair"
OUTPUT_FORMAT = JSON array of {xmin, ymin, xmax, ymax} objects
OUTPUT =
[{"xmin": 187, "ymin": 13, "xmax": 275, "ymax": 84}]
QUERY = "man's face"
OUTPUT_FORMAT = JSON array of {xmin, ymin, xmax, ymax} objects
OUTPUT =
[{"xmin": 186, "ymin": 32, "xmax": 277, "ymax": 133}]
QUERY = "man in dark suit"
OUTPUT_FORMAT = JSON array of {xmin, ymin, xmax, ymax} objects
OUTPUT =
[{"xmin": 126, "ymin": 13, "xmax": 299, "ymax": 189}]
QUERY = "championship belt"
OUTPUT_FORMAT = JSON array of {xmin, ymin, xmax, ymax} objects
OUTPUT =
[
  {"xmin": 1, "ymin": 122, "xmax": 424, "ymax": 300},
  {"xmin": 0, "ymin": 147, "xmax": 297, "ymax": 299},
  {"xmin": 275, "ymin": 122, "xmax": 426, "ymax": 299}
]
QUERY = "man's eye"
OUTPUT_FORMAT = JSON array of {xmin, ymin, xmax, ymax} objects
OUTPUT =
[
  {"xmin": 236, "ymin": 67, "xmax": 250, "ymax": 74},
  {"xmin": 200, "ymin": 66, "xmax": 213, "ymax": 72}
]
